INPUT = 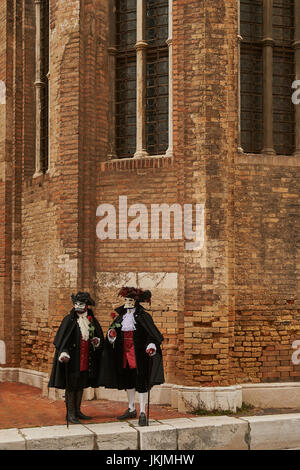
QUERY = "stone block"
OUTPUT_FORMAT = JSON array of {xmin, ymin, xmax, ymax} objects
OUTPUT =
[
  {"xmin": 242, "ymin": 382, "xmax": 300, "ymax": 409},
  {"xmin": 95, "ymin": 387, "xmax": 128, "ymax": 402},
  {"xmin": 161, "ymin": 416, "xmax": 248, "ymax": 450},
  {"xmin": 171, "ymin": 386, "xmax": 179, "ymax": 409},
  {"xmin": 83, "ymin": 387, "xmax": 95, "ymax": 400},
  {"xmin": 136, "ymin": 422, "xmax": 177, "ymax": 450},
  {"xmin": 47, "ymin": 387, "xmax": 64, "ymax": 401},
  {"xmin": 18, "ymin": 368, "xmax": 47, "ymax": 389},
  {"xmin": 177, "ymin": 385, "xmax": 242, "ymax": 413},
  {"xmin": 21, "ymin": 425, "xmax": 95, "ymax": 450},
  {"xmin": 149, "ymin": 383, "xmax": 176, "ymax": 405},
  {"xmin": 0, "ymin": 428, "xmax": 26, "ymax": 450},
  {"xmin": 0, "ymin": 367, "xmax": 18, "ymax": 382},
  {"xmin": 86, "ymin": 422, "xmax": 138, "ymax": 450},
  {"xmin": 240, "ymin": 414, "xmax": 300, "ymax": 450},
  {"xmin": 215, "ymin": 386, "xmax": 243, "ymax": 411}
]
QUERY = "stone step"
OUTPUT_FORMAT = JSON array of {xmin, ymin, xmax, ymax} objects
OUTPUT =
[{"xmin": 1, "ymin": 414, "xmax": 300, "ymax": 450}]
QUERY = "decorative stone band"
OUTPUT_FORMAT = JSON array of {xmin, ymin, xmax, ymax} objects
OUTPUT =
[{"xmin": 101, "ymin": 156, "xmax": 174, "ymax": 173}]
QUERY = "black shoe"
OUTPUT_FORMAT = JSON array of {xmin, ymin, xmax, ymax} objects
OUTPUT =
[
  {"xmin": 76, "ymin": 411, "xmax": 93, "ymax": 420},
  {"xmin": 138, "ymin": 412, "xmax": 147, "ymax": 426},
  {"xmin": 65, "ymin": 390, "xmax": 81, "ymax": 425},
  {"xmin": 67, "ymin": 414, "xmax": 81, "ymax": 424},
  {"xmin": 117, "ymin": 408, "xmax": 137, "ymax": 420},
  {"xmin": 75, "ymin": 390, "xmax": 93, "ymax": 420}
]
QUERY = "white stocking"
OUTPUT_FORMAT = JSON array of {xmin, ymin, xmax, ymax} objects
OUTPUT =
[
  {"xmin": 126, "ymin": 388, "xmax": 136, "ymax": 411},
  {"xmin": 139, "ymin": 392, "xmax": 148, "ymax": 414}
]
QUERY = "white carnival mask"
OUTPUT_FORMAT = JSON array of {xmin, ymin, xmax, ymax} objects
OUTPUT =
[
  {"xmin": 74, "ymin": 301, "xmax": 87, "ymax": 313},
  {"xmin": 124, "ymin": 297, "xmax": 135, "ymax": 309}
]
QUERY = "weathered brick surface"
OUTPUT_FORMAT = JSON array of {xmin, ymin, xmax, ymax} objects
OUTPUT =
[
  {"xmin": 0, "ymin": 0, "xmax": 299, "ymax": 388},
  {"xmin": 233, "ymin": 156, "xmax": 300, "ymax": 383},
  {"xmin": 95, "ymin": 159, "xmax": 181, "ymax": 383},
  {"xmin": 172, "ymin": 0, "xmax": 238, "ymax": 386}
]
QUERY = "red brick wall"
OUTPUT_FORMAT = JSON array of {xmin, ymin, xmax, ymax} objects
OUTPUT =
[
  {"xmin": 233, "ymin": 155, "xmax": 300, "ymax": 383},
  {"xmin": 2, "ymin": 0, "xmax": 300, "ymax": 388},
  {"xmin": 21, "ymin": 0, "xmax": 83, "ymax": 371},
  {"xmin": 172, "ymin": 0, "xmax": 238, "ymax": 386},
  {"xmin": 95, "ymin": 158, "xmax": 181, "ymax": 383}
]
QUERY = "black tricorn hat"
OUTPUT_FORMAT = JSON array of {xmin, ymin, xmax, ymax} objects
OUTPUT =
[
  {"xmin": 71, "ymin": 291, "xmax": 95, "ymax": 306},
  {"xmin": 118, "ymin": 287, "xmax": 152, "ymax": 304}
]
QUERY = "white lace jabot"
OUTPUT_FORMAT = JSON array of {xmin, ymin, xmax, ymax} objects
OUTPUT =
[
  {"xmin": 77, "ymin": 311, "xmax": 90, "ymax": 341},
  {"xmin": 121, "ymin": 308, "xmax": 136, "ymax": 332}
]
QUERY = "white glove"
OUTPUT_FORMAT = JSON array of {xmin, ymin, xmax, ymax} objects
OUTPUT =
[
  {"xmin": 108, "ymin": 329, "xmax": 117, "ymax": 344},
  {"xmin": 146, "ymin": 343, "xmax": 157, "ymax": 357},
  {"xmin": 59, "ymin": 352, "xmax": 70, "ymax": 363}
]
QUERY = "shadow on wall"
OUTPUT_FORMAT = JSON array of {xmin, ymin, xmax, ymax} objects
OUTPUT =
[{"xmin": 0, "ymin": 340, "xmax": 6, "ymax": 364}]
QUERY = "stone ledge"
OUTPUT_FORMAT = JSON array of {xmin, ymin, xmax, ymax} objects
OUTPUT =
[
  {"xmin": 20, "ymin": 424, "xmax": 95, "ymax": 450},
  {"xmin": 236, "ymin": 152, "xmax": 300, "ymax": 167},
  {"xmin": 0, "ymin": 367, "xmax": 48, "ymax": 391},
  {"xmin": 85, "ymin": 422, "xmax": 138, "ymax": 450},
  {"xmin": 159, "ymin": 416, "xmax": 249, "ymax": 450},
  {"xmin": 2, "ymin": 414, "xmax": 300, "ymax": 450},
  {"xmin": 241, "ymin": 382, "xmax": 300, "ymax": 409},
  {"xmin": 239, "ymin": 414, "xmax": 300, "ymax": 450},
  {"xmin": 133, "ymin": 420, "xmax": 177, "ymax": 450},
  {"xmin": 0, "ymin": 428, "xmax": 26, "ymax": 450},
  {"xmin": 174, "ymin": 385, "xmax": 243, "ymax": 413}
]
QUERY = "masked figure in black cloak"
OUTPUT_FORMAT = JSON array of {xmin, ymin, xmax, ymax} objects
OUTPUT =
[
  {"xmin": 98, "ymin": 287, "xmax": 164, "ymax": 426},
  {"xmin": 48, "ymin": 292, "xmax": 104, "ymax": 424}
]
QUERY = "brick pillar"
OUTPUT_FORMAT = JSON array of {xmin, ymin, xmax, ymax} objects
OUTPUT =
[
  {"xmin": 44, "ymin": 0, "xmax": 82, "ymax": 375},
  {"xmin": 77, "ymin": 0, "xmax": 109, "ymax": 294},
  {"xmin": 0, "ymin": 0, "xmax": 22, "ymax": 368},
  {"xmin": 173, "ymin": 0, "xmax": 237, "ymax": 387}
]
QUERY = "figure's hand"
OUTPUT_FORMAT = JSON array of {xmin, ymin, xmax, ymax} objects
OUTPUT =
[
  {"xmin": 108, "ymin": 329, "xmax": 117, "ymax": 339},
  {"xmin": 91, "ymin": 337, "xmax": 100, "ymax": 347},
  {"xmin": 59, "ymin": 352, "xmax": 70, "ymax": 363},
  {"xmin": 146, "ymin": 343, "xmax": 157, "ymax": 357},
  {"xmin": 146, "ymin": 348, "xmax": 156, "ymax": 357}
]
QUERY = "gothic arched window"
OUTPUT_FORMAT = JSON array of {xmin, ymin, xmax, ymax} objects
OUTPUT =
[
  {"xmin": 240, "ymin": 0, "xmax": 296, "ymax": 156},
  {"xmin": 109, "ymin": 0, "xmax": 172, "ymax": 160}
]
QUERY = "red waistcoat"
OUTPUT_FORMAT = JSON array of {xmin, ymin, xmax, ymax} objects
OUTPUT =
[
  {"xmin": 80, "ymin": 338, "xmax": 89, "ymax": 371},
  {"xmin": 123, "ymin": 331, "xmax": 136, "ymax": 369}
]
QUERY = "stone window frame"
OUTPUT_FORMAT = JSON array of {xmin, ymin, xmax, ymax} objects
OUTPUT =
[
  {"xmin": 239, "ymin": 0, "xmax": 300, "ymax": 157},
  {"xmin": 33, "ymin": 0, "xmax": 50, "ymax": 178},
  {"xmin": 107, "ymin": 0, "xmax": 173, "ymax": 161}
]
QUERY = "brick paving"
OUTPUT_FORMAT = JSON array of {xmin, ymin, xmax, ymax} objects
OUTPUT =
[{"xmin": 0, "ymin": 382, "xmax": 192, "ymax": 430}]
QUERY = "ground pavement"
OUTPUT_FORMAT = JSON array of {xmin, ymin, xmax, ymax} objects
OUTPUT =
[
  {"xmin": 1, "ymin": 382, "xmax": 300, "ymax": 450},
  {"xmin": 0, "ymin": 382, "xmax": 191, "ymax": 429}
]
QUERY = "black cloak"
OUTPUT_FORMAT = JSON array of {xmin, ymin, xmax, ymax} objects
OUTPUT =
[
  {"xmin": 98, "ymin": 304, "xmax": 165, "ymax": 391},
  {"xmin": 48, "ymin": 308, "xmax": 104, "ymax": 390}
]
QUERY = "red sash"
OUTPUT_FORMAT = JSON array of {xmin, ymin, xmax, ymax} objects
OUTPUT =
[
  {"xmin": 80, "ymin": 338, "xmax": 89, "ymax": 371},
  {"xmin": 123, "ymin": 331, "xmax": 136, "ymax": 369}
]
